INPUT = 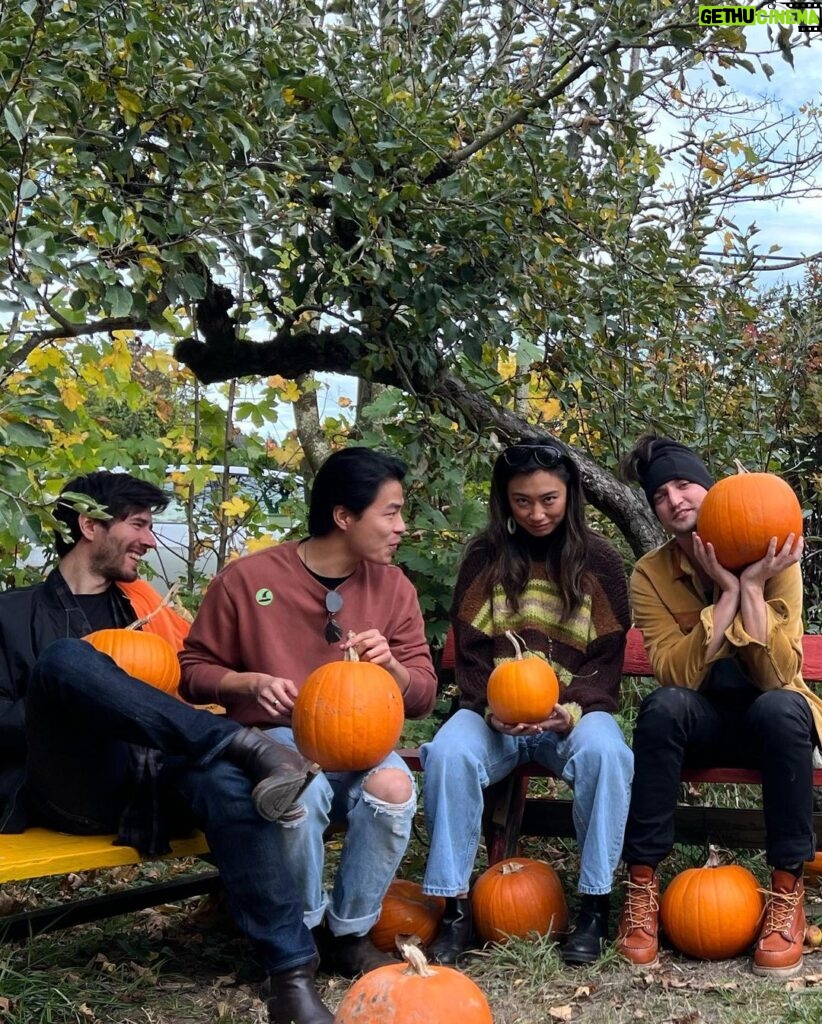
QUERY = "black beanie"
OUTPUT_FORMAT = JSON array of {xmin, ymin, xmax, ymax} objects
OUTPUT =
[{"xmin": 639, "ymin": 439, "xmax": 714, "ymax": 509}]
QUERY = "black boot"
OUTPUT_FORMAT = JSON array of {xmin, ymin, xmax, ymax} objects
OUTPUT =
[
  {"xmin": 262, "ymin": 956, "xmax": 333, "ymax": 1024},
  {"xmin": 426, "ymin": 895, "xmax": 473, "ymax": 965},
  {"xmin": 561, "ymin": 893, "xmax": 610, "ymax": 965},
  {"xmin": 320, "ymin": 929, "xmax": 394, "ymax": 978},
  {"xmin": 224, "ymin": 727, "xmax": 319, "ymax": 821}
]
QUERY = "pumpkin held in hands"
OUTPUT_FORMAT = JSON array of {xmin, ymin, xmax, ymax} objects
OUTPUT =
[
  {"xmin": 660, "ymin": 847, "xmax": 764, "ymax": 960},
  {"xmin": 334, "ymin": 940, "xmax": 493, "ymax": 1024},
  {"xmin": 486, "ymin": 630, "xmax": 559, "ymax": 724},
  {"xmin": 471, "ymin": 856, "xmax": 568, "ymax": 943},
  {"xmin": 292, "ymin": 644, "xmax": 404, "ymax": 771},
  {"xmin": 84, "ymin": 628, "xmax": 181, "ymax": 694},
  {"xmin": 696, "ymin": 471, "xmax": 803, "ymax": 571}
]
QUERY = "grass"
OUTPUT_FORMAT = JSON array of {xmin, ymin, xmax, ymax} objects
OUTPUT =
[{"xmin": 2, "ymin": 843, "xmax": 822, "ymax": 1023}]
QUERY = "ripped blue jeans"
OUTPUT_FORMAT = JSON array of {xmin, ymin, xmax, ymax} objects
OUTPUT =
[{"xmin": 265, "ymin": 727, "xmax": 416, "ymax": 936}]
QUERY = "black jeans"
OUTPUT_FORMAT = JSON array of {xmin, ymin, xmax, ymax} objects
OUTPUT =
[
  {"xmin": 23, "ymin": 638, "xmax": 316, "ymax": 975},
  {"xmin": 623, "ymin": 659, "xmax": 817, "ymax": 870}
]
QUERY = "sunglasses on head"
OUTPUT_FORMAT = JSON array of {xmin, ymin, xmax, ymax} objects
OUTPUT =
[
  {"xmin": 502, "ymin": 444, "xmax": 567, "ymax": 470},
  {"xmin": 324, "ymin": 590, "xmax": 344, "ymax": 644}
]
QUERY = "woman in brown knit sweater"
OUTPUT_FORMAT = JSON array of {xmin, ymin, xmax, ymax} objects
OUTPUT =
[{"xmin": 420, "ymin": 436, "xmax": 632, "ymax": 966}]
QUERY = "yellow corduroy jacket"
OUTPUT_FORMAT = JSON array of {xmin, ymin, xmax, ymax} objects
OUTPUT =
[{"xmin": 630, "ymin": 537, "xmax": 822, "ymax": 746}]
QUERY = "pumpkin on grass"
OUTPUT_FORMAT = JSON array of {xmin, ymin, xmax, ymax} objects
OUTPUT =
[
  {"xmin": 334, "ymin": 939, "xmax": 493, "ymax": 1024},
  {"xmin": 471, "ymin": 856, "xmax": 568, "ymax": 943},
  {"xmin": 486, "ymin": 630, "xmax": 559, "ymax": 725},
  {"xmin": 696, "ymin": 468, "xmax": 803, "ymax": 571},
  {"xmin": 292, "ymin": 638, "xmax": 404, "ymax": 771},
  {"xmin": 85, "ymin": 628, "xmax": 180, "ymax": 694},
  {"xmin": 660, "ymin": 846, "xmax": 764, "ymax": 960},
  {"xmin": 370, "ymin": 880, "xmax": 446, "ymax": 952}
]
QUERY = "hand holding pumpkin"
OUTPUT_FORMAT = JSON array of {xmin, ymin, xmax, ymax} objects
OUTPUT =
[{"xmin": 739, "ymin": 532, "xmax": 803, "ymax": 588}]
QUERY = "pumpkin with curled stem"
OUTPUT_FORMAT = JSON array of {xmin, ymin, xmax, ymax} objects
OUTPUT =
[
  {"xmin": 292, "ymin": 640, "xmax": 404, "ymax": 771},
  {"xmin": 660, "ymin": 846, "xmax": 764, "ymax": 960},
  {"xmin": 471, "ymin": 856, "xmax": 568, "ymax": 943},
  {"xmin": 486, "ymin": 630, "xmax": 559, "ymax": 724},
  {"xmin": 85, "ymin": 628, "xmax": 181, "ymax": 694},
  {"xmin": 334, "ymin": 939, "xmax": 493, "ymax": 1024},
  {"xmin": 696, "ymin": 469, "xmax": 803, "ymax": 571}
]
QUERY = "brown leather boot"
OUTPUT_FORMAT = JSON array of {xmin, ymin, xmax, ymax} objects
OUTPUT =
[
  {"xmin": 752, "ymin": 870, "xmax": 806, "ymax": 978},
  {"xmin": 261, "ymin": 956, "xmax": 333, "ymax": 1024},
  {"xmin": 224, "ymin": 727, "xmax": 320, "ymax": 821},
  {"xmin": 616, "ymin": 865, "xmax": 660, "ymax": 967}
]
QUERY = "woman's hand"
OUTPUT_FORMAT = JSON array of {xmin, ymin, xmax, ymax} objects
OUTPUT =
[{"xmin": 488, "ymin": 703, "xmax": 574, "ymax": 737}]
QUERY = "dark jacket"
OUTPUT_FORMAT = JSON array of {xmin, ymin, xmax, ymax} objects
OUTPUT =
[{"xmin": 0, "ymin": 570, "xmax": 137, "ymax": 831}]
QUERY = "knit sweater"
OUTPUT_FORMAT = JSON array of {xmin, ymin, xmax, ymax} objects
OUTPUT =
[
  {"xmin": 179, "ymin": 541, "xmax": 437, "ymax": 724},
  {"xmin": 452, "ymin": 533, "xmax": 630, "ymax": 715}
]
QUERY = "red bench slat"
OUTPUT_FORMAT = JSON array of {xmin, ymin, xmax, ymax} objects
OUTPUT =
[{"xmin": 441, "ymin": 626, "xmax": 822, "ymax": 682}]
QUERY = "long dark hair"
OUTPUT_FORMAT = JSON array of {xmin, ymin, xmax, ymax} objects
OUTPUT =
[{"xmin": 464, "ymin": 435, "xmax": 590, "ymax": 619}]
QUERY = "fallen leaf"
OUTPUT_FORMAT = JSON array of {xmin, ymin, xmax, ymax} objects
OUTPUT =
[{"xmin": 549, "ymin": 1006, "xmax": 574, "ymax": 1021}]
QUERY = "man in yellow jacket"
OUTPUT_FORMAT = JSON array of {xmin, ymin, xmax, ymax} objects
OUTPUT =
[{"xmin": 614, "ymin": 435, "xmax": 815, "ymax": 980}]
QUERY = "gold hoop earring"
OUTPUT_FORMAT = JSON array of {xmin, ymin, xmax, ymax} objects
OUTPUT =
[{"xmin": 506, "ymin": 516, "xmax": 516, "ymax": 535}]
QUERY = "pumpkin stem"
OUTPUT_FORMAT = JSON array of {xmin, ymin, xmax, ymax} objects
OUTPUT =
[
  {"xmin": 396, "ymin": 937, "xmax": 437, "ymax": 977},
  {"xmin": 500, "ymin": 861, "xmax": 525, "ymax": 876},
  {"xmin": 504, "ymin": 630, "xmax": 526, "ymax": 660},
  {"xmin": 344, "ymin": 630, "xmax": 361, "ymax": 662},
  {"xmin": 733, "ymin": 459, "xmax": 749, "ymax": 475},
  {"xmin": 704, "ymin": 843, "xmax": 730, "ymax": 868},
  {"xmin": 126, "ymin": 581, "xmax": 182, "ymax": 631}
]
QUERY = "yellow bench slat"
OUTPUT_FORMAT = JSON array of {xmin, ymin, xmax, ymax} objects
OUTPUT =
[{"xmin": 0, "ymin": 829, "xmax": 209, "ymax": 883}]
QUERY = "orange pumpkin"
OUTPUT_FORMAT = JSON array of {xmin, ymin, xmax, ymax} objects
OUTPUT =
[
  {"xmin": 370, "ymin": 880, "xmax": 446, "ymax": 952},
  {"xmin": 487, "ymin": 631, "xmax": 559, "ymax": 725},
  {"xmin": 334, "ymin": 940, "xmax": 493, "ymax": 1024},
  {"xmin": 696, "ymin": 471, "xmax": 803, "ymax": 571},
  {"xmin": 471, "ymin": 856, "xmax": 568, "ymax": 943},
  {"xmin": 291, "ymin": 645, "xmax": 404, "ymax": 771},
  {"xmin": 660, "ymin": 847, "xmax": 764, "ymax": 960},
  {"xmin": 85, "ymin": 628, "xmax": 180, "ymax": 694},
  {"xmin": 804, "ymin": 851, "xmax": 822, "ymax": 878}
]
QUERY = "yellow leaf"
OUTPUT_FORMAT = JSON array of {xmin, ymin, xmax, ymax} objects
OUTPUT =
[
  {"xmin": 115, "ymin": 87, "xmax": 143, "ymax": 115},
  {"xmin": 268, "ymin": 374, "xmax": 288, "ymax": 390},
  {"xmin": 139, "ymin": 256, "xmax": 163, "ymax": 275},
  {"xmin": 282, "ymin": 87, "xmax": 298, "ymax": 105},
  {"xmin": 220, "ymin": 496, "xmax": 251, "ymax": 518},
  {"xmin": 244, "ymin": 534, "xmax": 278, "ymax": 554},
  {"xmin": 61, "ymin": 383, "xmax": 83, "ymax": 411},
  {"xmin": 27, "ymin": 347, "xmax": 65, "ymax": 372},
  {"xmin": 278, "ymin": 380, "xmax": 302, "ymax": 403}
]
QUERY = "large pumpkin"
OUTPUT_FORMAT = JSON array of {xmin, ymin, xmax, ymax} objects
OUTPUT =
[
  {"xmin": 696, "ymin": 471, "xmax": 803, "ymax": 571},
  {"xmin": 334, "ymin": 941, "xmax": 493, "ymax": 1024},
  {"xmin": 370, "ymin": 880, "xmax": 446, "ymax": 952},
  {"xmin": 660, "ymin": 847, "xmax": 764, "ymax": 960},
  {"xmin": 487, "ymin": 631, "xmax": 559, "ymax": 725},
  {"xmin": 291, "ymin": 645, "xmax": 404, "ymax": 771},
  {"xmin": 471, "ymin": 856, "xmax": 568, "ymax": 943},
  {"xmin": 85, "ymin": 628, "xmax": 180, "ymax": 694}
]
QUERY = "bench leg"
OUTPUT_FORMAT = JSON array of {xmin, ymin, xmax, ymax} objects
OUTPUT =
[{"xmin": 483, "ymin": 776, "xmax": 529, "ymax": 864}]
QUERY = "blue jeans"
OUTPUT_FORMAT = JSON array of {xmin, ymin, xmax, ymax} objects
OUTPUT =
[
  {"xmin": 420, "ymin": 708, "xmax": 633, "ymax": 897},
  {"xmin": 267, "ymin": 727, "xmax": 416, "ymax": 936},
  {"xmin": 24, "ymin": 639, "xmax": 316, "ymax": 975}
]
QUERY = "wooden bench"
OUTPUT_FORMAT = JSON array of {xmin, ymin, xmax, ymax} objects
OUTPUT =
[
  {"xmin": 4, "ymin": 628, "xmax": 820, "ymax": 939},
  {"xmin": 415, "ymin": 627, "xmax": 822, "ymax": 865}
]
